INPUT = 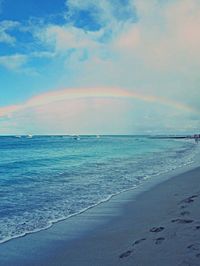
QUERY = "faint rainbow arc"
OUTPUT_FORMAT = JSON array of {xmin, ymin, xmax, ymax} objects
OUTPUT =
[{"xmin": 0, "ymin": 87, "xmax": 196, "ymax": 117}]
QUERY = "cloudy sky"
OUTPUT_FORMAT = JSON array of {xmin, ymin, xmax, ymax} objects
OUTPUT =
[{"xmin": 0, "ymin": 0, "xmax": 200, "ymax": 135}]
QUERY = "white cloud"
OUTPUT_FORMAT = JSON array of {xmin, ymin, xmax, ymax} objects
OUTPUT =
[
  {"xmin": 61, "ymin": 0, "xmax": 200, "ymax": 107},
  {"xmin": 65, "ymin": 0, "xmax": 113, "ymax": 26},
  {"xmin": 34, "ymin": 1, "xmax": 134, "ymax": 64},
  {"xmin": 65, "ymin": 0, "xmax": 136, "ymax": 26},
  {"xmin": 33, "ymin": 1, "xmax": 137, "ymax": 63},
  {"xmin": 0, "ymin": 52, "xmax": 41, "ymax": 75},
  {"xmin": 0, "ymin": 20, "xmax": 20, "ymax": 44},
  {"xmin": 37, "ymin": 24, "xmax": 101, "ymax": 54},
  {"xmin": 0, "ymin": 54, "xmax": 27, "ymax": 71}
]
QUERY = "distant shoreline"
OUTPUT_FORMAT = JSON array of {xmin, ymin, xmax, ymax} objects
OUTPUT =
[{"xmin": 0, "ymin": 134, "xmax": 197, "ymax": 137}]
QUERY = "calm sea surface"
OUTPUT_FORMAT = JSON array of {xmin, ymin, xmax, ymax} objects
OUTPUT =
[{"xmin": 0, "ymin": 135, "xmax": 197, "ymax": 243}]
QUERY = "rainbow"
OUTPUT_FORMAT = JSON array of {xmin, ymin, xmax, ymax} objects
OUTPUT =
[{"xmin": 0, "ymin": 87, "xmax": 196, "ymax": 117}]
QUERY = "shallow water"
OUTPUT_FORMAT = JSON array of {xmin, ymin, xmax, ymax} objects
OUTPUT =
[{"xmin": 0, "ymin": 135, "xmax": 197, "ymax": 243}]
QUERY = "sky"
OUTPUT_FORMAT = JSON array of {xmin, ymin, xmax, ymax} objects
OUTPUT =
[{"xmin": 0, "ymin": 0, "xmax": 200, "ymax": 135}]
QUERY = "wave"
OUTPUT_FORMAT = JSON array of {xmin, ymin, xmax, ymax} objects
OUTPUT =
[{"xmin": 0, "ymin": 137, "xmax": 198, "ymax": 244}]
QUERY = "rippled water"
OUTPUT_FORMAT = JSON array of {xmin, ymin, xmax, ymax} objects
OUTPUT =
[{"xmin": 0, "ymin": 135, "xmax": 197, "ymax": 243}]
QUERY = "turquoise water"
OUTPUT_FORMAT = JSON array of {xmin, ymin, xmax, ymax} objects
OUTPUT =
[{"xmin": 0, "ymin": 135, "xmax": 197, "ymax": 243}]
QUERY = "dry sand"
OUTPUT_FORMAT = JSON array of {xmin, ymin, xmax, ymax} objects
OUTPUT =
[{"xmin": 1, "ymin": 166, "xmax": 200, "ymax": 266}]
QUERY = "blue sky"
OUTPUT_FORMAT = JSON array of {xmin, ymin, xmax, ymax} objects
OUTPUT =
[{"xmin": 0, "ymin": 0, "xmax": 200, "ymax": 134}]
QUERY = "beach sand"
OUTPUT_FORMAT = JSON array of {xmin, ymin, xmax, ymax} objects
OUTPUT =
[{"xmin": 1, "ymin": 166, "xmax": 200, "ymax": 266}]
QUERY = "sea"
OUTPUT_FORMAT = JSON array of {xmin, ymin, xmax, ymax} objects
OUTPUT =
[{"xmin": 0, "ymin": 135, "xmax": 198, "ymax": 244}]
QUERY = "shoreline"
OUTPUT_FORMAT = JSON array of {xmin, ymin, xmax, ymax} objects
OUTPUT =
[
  {"xmin": 0, "ymin": 140, "xmax": 198, "ymax": 246},
  {"xmin": 0, "ymin": 156, "xmax": 200, "ymax": 265}
]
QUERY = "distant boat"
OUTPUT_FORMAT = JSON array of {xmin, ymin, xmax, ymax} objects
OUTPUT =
[
  {"xmin": 73, "ymin": 135, "xmax": 80, "ymax": 140},
  {"xmin": 27, "ymin": 135, "xmax": 33, "ymax": 138},
  {"xmin": 96, "ymin": 135, "xmax": 100, "ymax": 138},
  {"xmin": 15, "ymin": 135, "xmax": 21, "ymax": 138}
]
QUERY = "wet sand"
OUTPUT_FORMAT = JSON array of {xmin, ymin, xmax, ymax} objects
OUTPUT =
[{"xmin": 1, "ymin": 166, "xmax": 200, "ymax": 265}]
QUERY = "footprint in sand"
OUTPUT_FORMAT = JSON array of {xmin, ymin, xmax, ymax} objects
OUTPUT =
[
  {"xmin": 155, "ymin": 237, "xmax": 165, "ymax": 245},
  {"xmin": 119, "ymin": 239, "xmax": 147, "ymax": 259},
  {"xmin": 133, "ymin": 238, "xmax": 146, "ymax": 246},
  {"xmin": 150, "ymin": 227, "xmax": 165, "ymax": 233},
  {"xmin": 119, "ymin": 250, "xmax": 133, "ymax": 259},
  {"xmin": 171, "ymin": 218, "xmax": 193, "ymax": 224},
  {"xmin": 180, "ymin": 195, "xmax": 198, "ymax": 204},
  {"xmin": 196, "ymin": 253, "xmax": 200, "ymax": 258},
  {"xmin": 196, "ymin": 226, "xmax": 200, "ymax": 230},
  {"xmin": 180, "ymin": 205, "xmax": 187, "ymax": 209},
  {"xmin": 187, "ymin": 243, "xmax": 200, "ymax": 251},
  {"xmin": 180, "ymin": 211, "xmax": 190, "ymax": 216}
]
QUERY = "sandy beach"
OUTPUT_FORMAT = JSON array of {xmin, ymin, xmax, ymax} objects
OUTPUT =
[{"xmin": 1, "ymin": 165, "xmax": 200, "ymax": 266}]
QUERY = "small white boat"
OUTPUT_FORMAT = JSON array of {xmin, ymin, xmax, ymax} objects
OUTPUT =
[
  {"xmin": 27, "ymin": 134, "xmax": 33, "ymax": 138},
  {"xmin": 73, "ymin": 135, "xmax": 80, "ymax": 140}
]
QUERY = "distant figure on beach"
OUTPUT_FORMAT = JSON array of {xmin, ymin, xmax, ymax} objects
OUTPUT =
[{"xmin": 194, "ymin": 134, "xmax": 199, "ymax": 144}]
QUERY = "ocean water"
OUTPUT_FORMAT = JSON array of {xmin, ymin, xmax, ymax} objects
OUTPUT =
[{"xmin": 0, "ymin": 135, "xmax": 197, "ymax": 243}]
